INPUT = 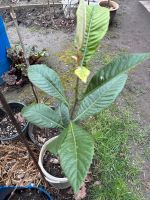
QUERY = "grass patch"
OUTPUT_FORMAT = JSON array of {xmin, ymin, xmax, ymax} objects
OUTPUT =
[{"xmin": 83, "ymin": 106, "xmax": 144, "ymax": 200}]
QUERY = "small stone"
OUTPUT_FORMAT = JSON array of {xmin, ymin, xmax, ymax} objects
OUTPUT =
[
  {"xmin": 50, "ymin": 158, "xmax": 59, "ymax": 164},
  {"xmin": 94, "ymin": 181, "xmax": 101, "ymax": 186}
]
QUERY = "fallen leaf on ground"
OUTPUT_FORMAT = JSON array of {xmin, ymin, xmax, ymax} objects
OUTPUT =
[
  {"xmin": 85, "ymin": 172, "xmax": 93, "ymax": 183},
  {"xmin": 38, "ymin": 135, "xmax": 46, "ymax": 143},
  {"xmin": 74, "ymin": 183, "xmax": 87, "ymax": 200}
]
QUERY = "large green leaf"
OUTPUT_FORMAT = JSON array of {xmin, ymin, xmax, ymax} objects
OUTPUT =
[
  {"xmin": 75, "ymin": 0, "xmax": 86, "ymax": 50},
  {"xmin": 47, "ymin": 129, "xmax": 67, "ymax": 155},
  {"xmin": 28, "ymin": 65, "xmax": 68, "ymax": 105},
  {"xmin": 86, "ymin": 53, "xmax": 150, "ymax": 94},
  {"xmin": 74, "ymin": 74, "xmax": 128, "ymax": 121},
  {"xmin": 81, "ymin": 6, "xmax": 109, "ymax": 66},
  {"xmin": 22, "ymin": 103, "xmax": 63, "ymax": 128},
  {"xmin": 57, "ymin": 103, "xmax": 70, "ymax": 128},
  {"xmin": 59, "ymin": 123, "xmax": 94, "ymax": 192}
]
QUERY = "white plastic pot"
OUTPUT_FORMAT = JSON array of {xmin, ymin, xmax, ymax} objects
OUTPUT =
[{"xmin": 38, "ymin": 136, "xmax": 70, "ymax": 189}]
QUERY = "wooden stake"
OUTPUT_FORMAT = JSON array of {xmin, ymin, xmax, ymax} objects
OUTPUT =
[{"xmin": 10, "ymin": 7, "xmax": 39, "ymax": 103}]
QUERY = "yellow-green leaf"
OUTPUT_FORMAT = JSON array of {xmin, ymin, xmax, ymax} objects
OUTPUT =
[
  {"xmin": 75, "ymin": 67, "xmax": 90, "ymax": 83},
  {"xmin": 81, "ymin": 6, "xmax": 109, "ymax": 66},
  {"xmin": 75, "ymin": 0, "xmax": 86, "ymax": 50}
]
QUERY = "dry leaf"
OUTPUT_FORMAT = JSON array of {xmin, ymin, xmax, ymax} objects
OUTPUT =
[
  {"xmin": 15, "ymin": 112, "xmax": 25, "ymax": 124},
  {"xmin": 146, "ymin": 181, "xmax": 150, "ymax": 190},
  {"xmin": 38, "ymin": 135, "xmax": 46, "ymax": 143},
  {"xmin": 74, "ymin": 183, "xmax": 87, "ymax": 200},
  {"xmin": 85, "ymin": 172, "xmax": 93, "ymax": 183},
  {"xmin": 66, "ymin": 188, "xmax": 74, "ymax": 195}
]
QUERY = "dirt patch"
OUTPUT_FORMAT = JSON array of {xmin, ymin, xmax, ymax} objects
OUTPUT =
[{"xmin": 0, "ymin": 0, "xmax": 76, "ymax": 31}]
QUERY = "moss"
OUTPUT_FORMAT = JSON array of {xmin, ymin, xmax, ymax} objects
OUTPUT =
[{"xmin": 56, "ymin": 47, "xmax": 77, "ymax": 66}]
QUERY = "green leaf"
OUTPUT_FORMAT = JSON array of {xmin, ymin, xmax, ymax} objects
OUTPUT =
[
  {"xmin": 28, "ymin": 64, "xmax": 68, "ymax": 105},
  {"xmin": 74, "ymin": 74, "xmax": 128, "ymax": 121},
  {"xmin": 86, "ymin": 53, "xmax": 150, "ymax": 94},
  {"xmin": 59, "ymin": 122, "xmax": 94, "ymax": 192},
  {"xmin": 47, "ymin": 129, "xmax": 67, "ymax": 155},
  {"xmin": 75, "ymin": 0, "xmax": 86, "ymax": 50},
  {"xmin": 22, "ymin": 103, "xmax": 63, "ymax": 128},
  {"xmin": 81, "ymin": 6, "xmax": 109, "ymax": 66},
  {"xmin": 57, "ymin": 103, "xmax": 70, "ymax": 128},
  {"xmin": 74, "ymin": 67, "xmax": 90, "ymax": 83}
]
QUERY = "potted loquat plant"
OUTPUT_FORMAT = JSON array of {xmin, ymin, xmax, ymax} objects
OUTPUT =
[{"xmin": 22, "ymin": 0, "xmax": 150, "ymax": 193}]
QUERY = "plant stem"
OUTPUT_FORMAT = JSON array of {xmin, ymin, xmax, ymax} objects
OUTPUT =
[
  {"xmin": 31, "ymin": 83, "xmax": 39, "ymax": 103},
  {"xmin": 10, "ymin": 7, "xmax": 39, "ymax": 103},
  {"xmin": 0, "ymin": 91, "xmax": 48, "ymax": 188},
  {"xmin": 71, "ymin": 77, "xmax": 79, "ymax": 119}
]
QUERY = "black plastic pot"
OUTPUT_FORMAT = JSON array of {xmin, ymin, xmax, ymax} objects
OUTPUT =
[
  {"xmin": 0, "ymin": 184, "xmax": 52, "ymax": 200},
  {"xmin": 0, "ymin": 102, "xmax": 28, "ymax": 141},
  {"xmin": 100, "ymin": 0, "xmax": 119, "ymax": 24},
  {"xmin": 28, "ymin": 106, "xmax": 60, "ymax": 147},
  {"xmin": 28, "ymin": 123, "xmax": 60, "ymax": 147},
  {"xmin": 28, "ymin": 123, "xmax": 40, "ymax": 146}
]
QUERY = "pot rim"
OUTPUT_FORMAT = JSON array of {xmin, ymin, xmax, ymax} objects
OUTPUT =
[
  {"xmin": 38, "ymin": 136, "xmax": 69, "ymax": 183},
  {"xmin": 0, "ymin": 101, "xmax": 28, "ymax": 141}
]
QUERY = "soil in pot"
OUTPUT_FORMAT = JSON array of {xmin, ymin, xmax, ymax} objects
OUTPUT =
[
  {"xmin": 0, "ymin": 105, "xmax": 27, "ymax": 140},
  {"xmin": 43, "ymin": 151, "xmax": 65, "ymax": 178},
  {"xmin": 29, "ymin": 125, "xmax": 60, "ymax": 147},
  {"xmin": 8, "ymin": 188, "xmax": 49, "ymax": 200}
]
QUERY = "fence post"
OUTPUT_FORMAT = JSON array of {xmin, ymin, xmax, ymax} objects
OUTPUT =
[{"xmin": 0, "ymin": 16, "xmax": 11, "ymax": 85}]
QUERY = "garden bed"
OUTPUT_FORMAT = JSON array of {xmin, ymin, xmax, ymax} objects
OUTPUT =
[{"xmin": 0, "ymin": 0, "xmax": 76, "ymax": 31}]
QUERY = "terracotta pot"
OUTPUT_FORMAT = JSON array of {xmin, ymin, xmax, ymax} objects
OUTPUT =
[{"xmin": 99, "ymin": 0, "xmax": 119, "ymax": 24}]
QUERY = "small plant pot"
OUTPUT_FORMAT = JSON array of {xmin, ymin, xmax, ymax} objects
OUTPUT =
[
  {"xmin": 99, "ymin": 0, "xmax": 119, "ymax": 24},
  {"xmin": 0, "ymin": 184, "xmax": 52, "ymax": 200},
  {"xmin": 0, "ymin": 102, "xmax": 28, "ymax": 141},
  {"xmin": 28, "ymin": 124, "xmax": 60, "ymax": 147},
  {"xmin": 38, "ymin": 136, "xmax": 70, "ymax": 189}
]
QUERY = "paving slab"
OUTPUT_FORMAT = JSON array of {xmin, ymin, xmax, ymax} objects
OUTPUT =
[{"xmin": 139, "ymin": 1, "xmax": 150, "ymax": 12}]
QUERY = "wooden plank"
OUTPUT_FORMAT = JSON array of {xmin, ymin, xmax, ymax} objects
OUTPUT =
[
  {"xmin": 139, "ymin": 1, "xmax": 150, "ymax": 12},
  {"xmin": 0, "ymin": 2, "xmax": 61, "ymax": 11}
]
